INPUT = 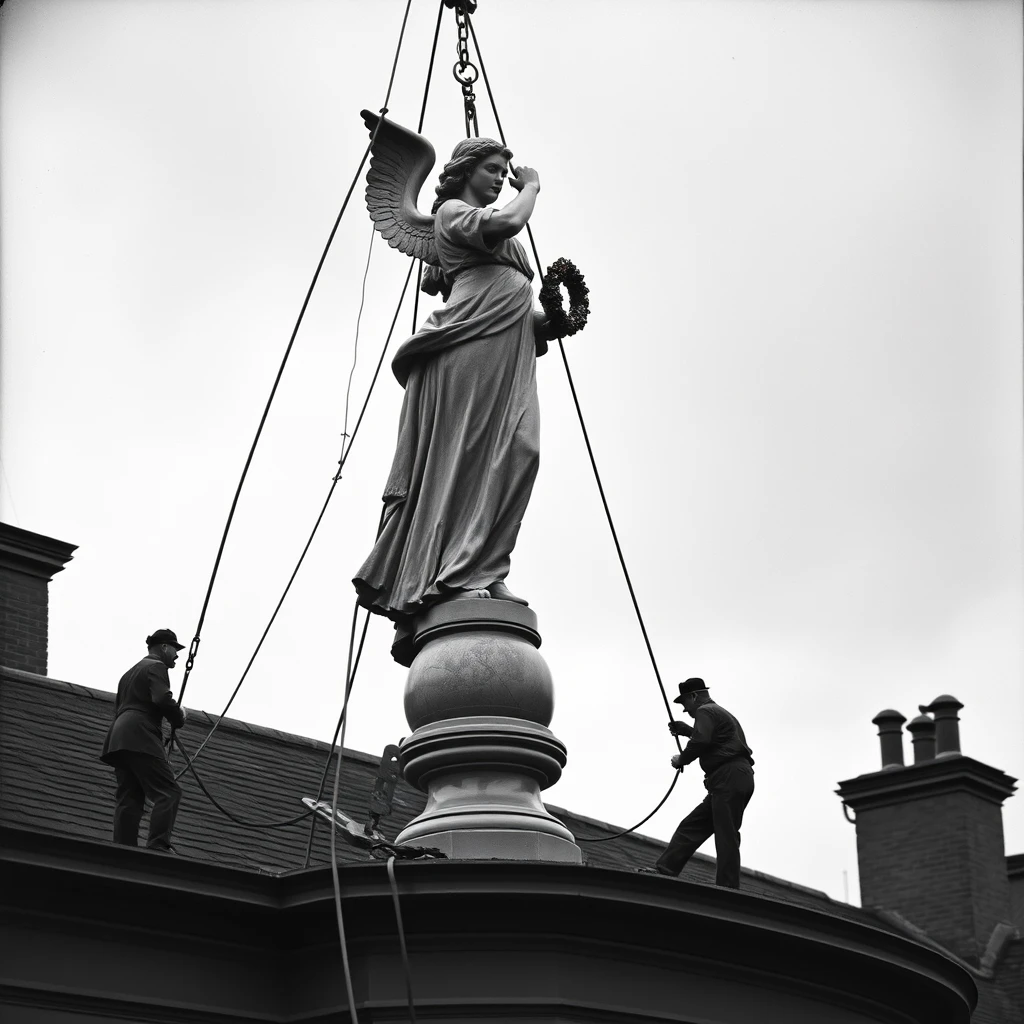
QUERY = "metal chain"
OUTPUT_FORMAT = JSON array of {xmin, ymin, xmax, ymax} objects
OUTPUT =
[{"xmin": 451, "ymin": 2, "xmax": 479, "ymax": 137}]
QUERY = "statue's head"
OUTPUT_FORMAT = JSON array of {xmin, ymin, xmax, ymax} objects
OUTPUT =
[{"xmin": 431, "ymin": 137, "xmax": 513, "ymax": 214}]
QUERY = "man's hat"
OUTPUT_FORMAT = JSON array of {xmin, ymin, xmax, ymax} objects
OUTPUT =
[
  {"xmin": 673, "ymin": 677, "xmax": 708, "ymax": 703},
  {"xmin": 147, "ymin": 628, "xmax": 185, "ymax": 650}
]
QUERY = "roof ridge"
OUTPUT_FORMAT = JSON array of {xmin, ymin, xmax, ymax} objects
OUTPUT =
[{"xmin": 0, "ymin": 665, "xmax": 107, "ymax": 700}]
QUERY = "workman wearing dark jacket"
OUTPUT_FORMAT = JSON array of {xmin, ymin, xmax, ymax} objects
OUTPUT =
[
  {"xmin": 653, "ymin": 677, "xmax": 754, "ymax": 888},
  {"xmin": 100, "ymin": 629, "xmax": 188, "ymax": 851}
]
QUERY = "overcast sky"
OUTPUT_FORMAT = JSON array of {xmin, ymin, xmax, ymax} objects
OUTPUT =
[{"xmin": 2, "ymin": 0, "xmax": 1021, "ymax": 904}]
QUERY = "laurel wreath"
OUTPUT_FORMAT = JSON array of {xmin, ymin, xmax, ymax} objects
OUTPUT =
[{"xmin": 539, "ymin": 257, "xmax": 590, "ymax": 339}]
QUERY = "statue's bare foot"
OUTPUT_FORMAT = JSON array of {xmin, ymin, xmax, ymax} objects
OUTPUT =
[
  {"xmin": 487, "ymin": 581, "xmax": 529, "ymax": 606},
  {"xmin": 447, "ymin": 588, "xmax": 491, "ymax": 602}
]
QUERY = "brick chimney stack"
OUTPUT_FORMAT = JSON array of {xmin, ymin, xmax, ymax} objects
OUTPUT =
[
  {"xmin": 837, "ymin": 698, "xmax": 1017, "ymax": 965},
  {"xmin": 0, "ymin": 523, "xmax": 77, "ymax": 675}
]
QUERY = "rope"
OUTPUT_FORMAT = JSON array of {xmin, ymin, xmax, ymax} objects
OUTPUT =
[
  {"xmin": 311, "ymin": 20, "xmax": 447, "ymax": 969},
  {"xmin": 418, "ymin": 0, "xmax": 445, "ymax": 133},
  {"xmin": 174, "ymin": 264, "xmax": 415, "ymax": 779},
  {"xmin": 302, "ymin": 603, "xmax": 372, "ymax": 868},
  {"xmin": 330, "ymin": 600, "xmax": 363, "ymax": 1024},
  {"xmin": 466, "ymin": 14, "xmax": 682, "ymax": 754},
  {"xmin": 176, "ymin": 0, "xmax": 441, "ymax": 774},
  {"xmin": 171, "ymin": 0, "xmax": 415, "ymax": 724},
  {"xmin": 462, "ymin": 14, "xmax": 688, "ymax": 845},
  {"xmin": 177, "ymin": 0, "xmax": 442, "ymax": 872},
  {"xmin": 407, "ymin": 0, "xmax": 442, "ymax": 346},
  {"xmin": 387, "ymin": 857, "xmax": 417, "ymax": 1024},
  {"xmin": 173, "ymin": 734, "xmax": 314, "ymax": 829},
  {"xmin": 341, "ymin": 227, "xmax": 377, "ymax": 450},
  {"xmin": 574, "ymin": 771, "xmax": 680, "ymax": 843}
]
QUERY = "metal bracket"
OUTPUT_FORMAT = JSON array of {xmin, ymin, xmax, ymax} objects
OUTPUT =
[
  {"xmin": 301, "ymin": 797, "xmax": 448, "ymax": 861},
  {"xmin": 302, "ymin": 798, "xmax": 386, "ymax": 850}
]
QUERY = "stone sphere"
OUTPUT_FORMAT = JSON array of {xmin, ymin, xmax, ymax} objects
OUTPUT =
[{"xmin": 404, "ymin": 629, "xmax": 554, "ymax": 730}]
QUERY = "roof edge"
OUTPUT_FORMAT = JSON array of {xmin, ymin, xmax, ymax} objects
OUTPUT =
[
  {"xmin": 873, "ymin": 908, "xmax": 1020, "ymax": 981},
  {"xmin": 547, "ymin": 802, "xmax": 836, "ymax": 903}
]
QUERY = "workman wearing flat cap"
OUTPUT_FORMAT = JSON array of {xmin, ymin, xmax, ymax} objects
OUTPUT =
[
  {"xmin": 653, "ymin": 677, "xmax": 754, "ymax": 888},
  {"xmin": 100, "ymin": 629, "xmax": 189, "ymax": 852}
]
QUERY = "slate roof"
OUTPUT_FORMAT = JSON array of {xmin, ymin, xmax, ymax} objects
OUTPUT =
[
  {"xmin": 5, "ymin": 662, "xmax": 1021, "ymax": 1020},
  {"xmin": 0, "ymin": 665, "xmax": 943, "ymax": 923}
]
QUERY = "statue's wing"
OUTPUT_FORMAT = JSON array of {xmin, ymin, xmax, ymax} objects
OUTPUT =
[{"xmin": 360, "ymin": 110, "xmax": 439, "ymax": 266}]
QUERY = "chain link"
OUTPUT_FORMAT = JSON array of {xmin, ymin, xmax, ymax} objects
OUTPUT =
[
  {"xmin": 184, "ymin": 635, "xmax": 200, "ymax": 678},
  {"xmin": 451, "ymin": 2, "xmax": 479, "ymax": 137}
]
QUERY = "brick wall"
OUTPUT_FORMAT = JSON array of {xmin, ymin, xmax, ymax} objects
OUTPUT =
[
  {"xmin": 0, "ymin": 523, "xmax": 77, "ymax": 676},
  {"xmin": 0, "ymin": 570, "xmax": 49, "ymax": 673},
  {"xmin": 855, "ymin": 790, "xmax": 1012, "ymax": 963},
  {"xmin": 1008, "ymin": 854, "xmax": 1024, "ymax": 931}
]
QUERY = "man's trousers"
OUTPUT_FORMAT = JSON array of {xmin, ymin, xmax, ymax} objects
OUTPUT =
[
  {"xmin": 655, "ymin": 760, "xmax": 754, "ymax": 888},
  {"xmin": 111, "ymin": 750, "xmax": 182, "ymax": 851}
]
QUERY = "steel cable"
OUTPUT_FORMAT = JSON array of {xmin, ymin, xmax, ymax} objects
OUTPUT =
[
  {"xmin": 178, "ymin": 0, "xmax": 443, "ymax": 777},
  {"xmin": 172, "ymin": 0, "xmax": 416, "ymax": 723},
  {"xmin": 172, "ymin": 734, "xmax": 314, "ymax": 829},
  {"xmin": 174, "ymin": 264, "xmax": 415, "ymax": 779},
  {"xmin": 467, "ymin": 13, "xmax": 681, "ymax": 747},
  {"xmin": 342, "ymin": 227, "xmax": 377, "ymax": 451},
  {"xmin": 464, "ymin": 14, "xmax": 685, "ymax": 845},
  {"xmin": 301, "ymin": 603, "xmax": 372, "ymax": 868},
  {"xmin": 574, "ymin": 771, "xmax": 680, "ymax": 843},
  {"xmin": 330, "ymin": 600, "xmax": 363, "ymax": 1024},
  {"xmin": 298, "ymin": 0, "xmax": 445, "ymax": 859},
  {"xmin": 387, "ymin": 856, "xmax": 417, "ymax": 1024}
]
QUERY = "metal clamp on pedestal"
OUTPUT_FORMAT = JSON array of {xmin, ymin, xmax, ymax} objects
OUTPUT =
[
  {"xmin": 301, "ymin": 798, "xmax": 447, "ymax": 861},
  {"xmin": 369, "ymin": 743, "xmax": 402, "ymax": 832}
]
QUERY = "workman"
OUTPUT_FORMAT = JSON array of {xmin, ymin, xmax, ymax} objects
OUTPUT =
[
  {"xmin": 652, "ymin": 677, "xmax": 754, "ymax": 888},
  {"xmin": 100, "ymin": 629, "xmax": 188, "ymax": 852}
]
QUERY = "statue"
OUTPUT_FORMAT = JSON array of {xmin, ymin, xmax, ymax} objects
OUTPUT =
[{"xmin": 352, "ymin": 112, "xmax": 553, "ymax": 653}]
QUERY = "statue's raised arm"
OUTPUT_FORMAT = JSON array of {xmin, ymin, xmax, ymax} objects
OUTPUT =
[{"xmin": 359, "ymin": 110, "xmax": 440, "ymax": 266}]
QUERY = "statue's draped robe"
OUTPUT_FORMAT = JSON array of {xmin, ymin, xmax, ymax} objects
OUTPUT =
[{"xmin": 353, "ymin": 200, "xmax": 538, "ymax": 624}]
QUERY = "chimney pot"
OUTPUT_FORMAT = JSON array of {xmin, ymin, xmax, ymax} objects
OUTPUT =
[
  {"xmin": 871, "ymin": 709, "xmax": 906, "ymax": 769},
  {"xmin": 922, "ymin": 694, "xmax": 964, "ymax": 758},
  {"xmin": 906, "ymin": 713, "xmax": 936, "ymax": 763}
]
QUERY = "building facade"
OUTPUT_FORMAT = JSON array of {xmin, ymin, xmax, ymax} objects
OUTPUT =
[{"xmin": 1, "ymin": 523, "xmax": 1017, "ymax": 1022}]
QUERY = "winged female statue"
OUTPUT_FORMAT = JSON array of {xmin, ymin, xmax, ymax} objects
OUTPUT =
[{"xmin": 351, "ymin": 111, "xmax": 553, "ymax": 658}]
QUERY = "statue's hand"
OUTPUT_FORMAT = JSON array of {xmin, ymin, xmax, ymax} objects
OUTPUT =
[
  {"xmin": 533, "ymin": 309, "xmax": 554, "ymax": 343},
  {"xmin": 509, "ymin": 165, "xmax": 540, "ymax": 193}
]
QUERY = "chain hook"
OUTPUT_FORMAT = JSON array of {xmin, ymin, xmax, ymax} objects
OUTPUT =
[
  {"xmin": 185, "ymin": 635, "xmax": 201, "ymax": 678},
  {"xmin": 449, "ymin": 1, "xmax": 479, "ymax": 137}
]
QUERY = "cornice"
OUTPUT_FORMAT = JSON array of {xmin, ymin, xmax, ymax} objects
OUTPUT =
[
  {"xmin": 0, "ymin": 523, "xmax": 77, "ymax": 581},
  {"xmin": 836, "ymin": 755, "xmax": 1017, "ymax": 811}
]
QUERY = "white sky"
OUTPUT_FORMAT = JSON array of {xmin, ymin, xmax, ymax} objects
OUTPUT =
[{"xmin": 2, "ymin": 0, "xmax": 1021, "ymax": 904}]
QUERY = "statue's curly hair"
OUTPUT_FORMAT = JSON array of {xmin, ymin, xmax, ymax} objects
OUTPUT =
[
  {"xmin": 430, "ymin": 136, "xmax": 513, "ymax": 214},
  {"xmin": 422, "ymin": 137, "xmax": 513, "ymax": 300}
]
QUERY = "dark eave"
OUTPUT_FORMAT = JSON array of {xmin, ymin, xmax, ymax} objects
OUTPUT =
[{"xmin": 0, "ymin": 823, "xmax": 977, "ymax": 1024}]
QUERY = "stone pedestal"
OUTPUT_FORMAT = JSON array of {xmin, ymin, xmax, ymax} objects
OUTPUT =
[{"xmin": 395, "ymin": 600, "xmax": 581, "ymax": 862}]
